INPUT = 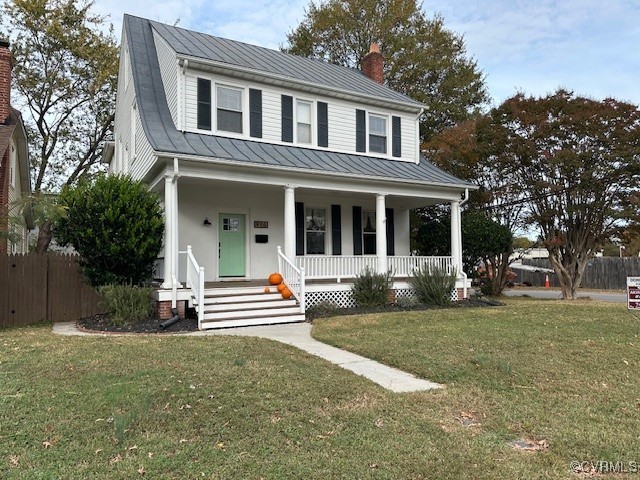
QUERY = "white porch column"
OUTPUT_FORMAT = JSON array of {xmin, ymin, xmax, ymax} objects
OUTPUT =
[
  {"xmin": 283, "ymin": 186, "xmax": 296, "ymax": 260},
  {"xmin": 450, "ymin": 200, "xmax": 462, "ymax": 274},
  {"xmin": 376, "ymin": 194, "xmax": 387, "ymax": 274},
  {"xmin": 162, "ymin": 173, "xmax": 176, "ymax": 289}
]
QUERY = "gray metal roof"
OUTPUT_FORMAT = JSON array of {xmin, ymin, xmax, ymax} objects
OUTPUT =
[
  {"xmin": 149, "ymin": 19, "xmax": 422, "ymax": 108},
  {"xmin": 124, "ymin": 15, "xmax": 475, "ymax": 190}
]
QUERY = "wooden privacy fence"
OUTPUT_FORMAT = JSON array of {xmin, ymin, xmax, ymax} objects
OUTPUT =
[
  {"xmin": 519, "ymin": 257, "xmax": 640, "ymax": 290},
  {"xmin": 0, "ymin": 253, "xmax": 104, "ymax": 327}
]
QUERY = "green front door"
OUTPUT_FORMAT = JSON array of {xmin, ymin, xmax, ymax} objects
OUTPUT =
[{"xmin": 219, "ymin": 213, "xmax": 246, "ymax": 277}]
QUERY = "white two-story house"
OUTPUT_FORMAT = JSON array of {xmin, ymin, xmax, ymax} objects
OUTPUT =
[{"xmin": 107, "ymin": 15, "xmax": 475, "ymax": 329}]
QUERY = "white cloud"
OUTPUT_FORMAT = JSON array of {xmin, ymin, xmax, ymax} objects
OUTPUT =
[{"xmin": 93, "ymin": 0, "xmax": 640, "ymax": 106}]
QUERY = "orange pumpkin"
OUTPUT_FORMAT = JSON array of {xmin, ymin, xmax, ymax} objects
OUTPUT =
[
  {"xmin": 281, "ymin": 288, "xmax": 292, "ymax": 299},
  {"xmin": 277, "ymin": 283, "xmax": 287, "ymax": 293},
  {"xmin": 268, "ymin": 272, "xmax": 283, "ymax": 285},
  {"xmin": 264, "ymin": 287, "xmax": 271, "ymax": 293}
]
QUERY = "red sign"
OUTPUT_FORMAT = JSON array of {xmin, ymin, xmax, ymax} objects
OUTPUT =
[{"xmin": 628, "ymin": 277, "xmax": 640, "ymax": 310}]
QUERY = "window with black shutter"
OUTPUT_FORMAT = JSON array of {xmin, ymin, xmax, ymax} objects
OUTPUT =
[{"xmin": 197, "ymin": 78, "xmax": 211, "ymax": 130}]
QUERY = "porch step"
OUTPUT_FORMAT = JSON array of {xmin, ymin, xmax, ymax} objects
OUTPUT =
[
  {"xmin": 194, "ymin": 284, "xmax": 305, "ymax": 330},
  {"xmin": 203, "ymin": 305, "xmax": 301, "ymax": 321},
  {"xmin": 205, "ymin": 299, "xmax": 297, "ymax": 312},
  {"xmin": 200, "ymin": 313, "xmax": 306, "ymax": 330}
]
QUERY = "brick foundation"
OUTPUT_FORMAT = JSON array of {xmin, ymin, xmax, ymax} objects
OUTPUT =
[
  {"xmin": 156, "ymin": 300, "xmax": 186, "ymax": 320},
  {"xmin": 456, "ymin": 287, "xmax": 466, "ymax": 300}
]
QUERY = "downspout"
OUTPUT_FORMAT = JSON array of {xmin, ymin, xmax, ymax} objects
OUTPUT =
[
  {"xmin": 415, "ymin": 107, "xmax": 424, "ymax": 165},
  {"xmin": 458, "ymin": 188, "xmax": 469, "ymax": 299}
]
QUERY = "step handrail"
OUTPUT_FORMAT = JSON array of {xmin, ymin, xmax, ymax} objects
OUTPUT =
[
  {"xmin": 277, "ymin": 246, "xmax": 306, "ymax": 314},
  {"xmin": 182, "ymin": 245, "xmax": 205, "ymax": 329}
]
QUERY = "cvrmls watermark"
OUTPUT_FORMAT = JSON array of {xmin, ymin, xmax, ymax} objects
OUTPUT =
[{"xmin": 570, "ymin": 460, "xmax": 638, "ymax": 474}]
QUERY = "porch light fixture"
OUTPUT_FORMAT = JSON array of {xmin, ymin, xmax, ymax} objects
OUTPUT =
[{"xmin": 203, "ymin": 217, "xmax": 212, "ymax": 226}]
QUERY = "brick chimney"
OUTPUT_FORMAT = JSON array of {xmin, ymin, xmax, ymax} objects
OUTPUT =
[
  {"xmin": 362, "ymin": 43, "xmax": 384, "ymax": 84},
  {"xmin": 0, "ymin": 40, "xmax": 12, "ymax": 124}
]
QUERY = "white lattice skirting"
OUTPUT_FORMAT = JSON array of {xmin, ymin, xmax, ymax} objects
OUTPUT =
[{"xmin": 305, "ymin": 287, "xmax": 459, "ymax": 309}]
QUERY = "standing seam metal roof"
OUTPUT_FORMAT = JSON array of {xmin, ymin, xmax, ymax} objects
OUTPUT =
[{"xmin": 124, "ymin": 15, "xmax": 475, "ymax": 190}]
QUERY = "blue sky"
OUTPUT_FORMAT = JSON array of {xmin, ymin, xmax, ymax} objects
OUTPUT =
[{"xmin": 94, "ymin": 0, "xmax": 640, "ymax": 107}]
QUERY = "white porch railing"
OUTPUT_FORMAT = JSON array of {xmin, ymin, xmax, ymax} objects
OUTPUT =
[
  {"xmin": 181, "ymin": 245, "xmax": 205, "ymax": 329},
  {"xmin": 277, "ymin": 246, "xmax": 306, "ymax": 313},
  {"xmin": 296, "ymin": 255, "xmax": 454, "ymax": 280}
]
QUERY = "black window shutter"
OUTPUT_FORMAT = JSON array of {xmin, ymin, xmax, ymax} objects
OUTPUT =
[
  {"xmin": 352, "ymin": 206, "xmax": 362, "ymax": 255},
  {"xmin": 197, "ymin": 78, "xmax": 211, "ymax": 130},
  {"xmin": 355, "ymin": 110, "xmax": 366, "ymax": 152},
  {"xmin": 249, "ymin": 89, "xmax": 262, "ymax": 138},
  {"xmin": 331, "ymin": 204, "xmax": 341, "ymax": 255},
  {"xmin": 282, "ymin": 95, "xmax": 293, "ymax": 142},
  {"xmin": 295, "ymin": 202, "xmax": 304, "ymax": 256},
  {"xmin": 317, "ymin": 102, "xmax": 328, "ymax": 147},
  {"xmin": 392, "ymin": 116, "xmax": 401, "ymax": 157},
  {"xmin": 386, "ymin": 208, "xmax": 395, "ymax": 256}
]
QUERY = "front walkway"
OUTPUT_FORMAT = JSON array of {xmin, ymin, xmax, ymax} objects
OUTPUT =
[{"xmin": 53, "ymin": 322, "xmax": 442, "ymax": 393}]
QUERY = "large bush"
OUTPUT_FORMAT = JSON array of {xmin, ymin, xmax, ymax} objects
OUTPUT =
[
  {"xmin": 56, "ymin": 175, "xmax": 164, "ymax": 286},
  {"xmin": 351, "ymin": 267, "xmax": 392, "ymax": 308}
]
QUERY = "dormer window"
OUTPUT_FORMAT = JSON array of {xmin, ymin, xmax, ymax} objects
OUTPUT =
[
  {"xmin": 216, "ymin": 85, "xmax": 243, "ymax": 134},
  {"xmin": 368, "ymin": 114, "xmax": 387, "ymax": 154},
  {"xmin": 296, "ymin": 100, "xmax": 312, "ymax": 144}
]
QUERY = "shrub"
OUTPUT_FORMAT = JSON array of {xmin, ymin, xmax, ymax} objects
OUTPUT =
[
  {"xmin": 351, "ymin": 267, "xmax": 392, "ymax": 308},
  {"xmin": 99, "ymin": 284, "xmax": 154, "ymax": 325},
  {"xmin": 56, "ymin": 175, "xmax": 164, "ymax": 286},
  {"xmin": 410, "ymin": 265, "xmax": 457, "ymax": 307}
]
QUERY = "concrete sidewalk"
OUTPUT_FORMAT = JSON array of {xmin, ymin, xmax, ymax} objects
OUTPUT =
[{"xmin": 53, "ymin": 322, "xmax": 442, "ymax": 393}]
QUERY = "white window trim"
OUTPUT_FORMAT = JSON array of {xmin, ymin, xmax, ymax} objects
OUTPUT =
[
  {"xmin": 367, "ymin": 112, "xmax": 389, "ymax": 156},
  {"xmin": 295, "ymin": 98, "xmax": 314, "ymax": 146},
  {"xmin": 214, "ymin": 82, "xmax": 247, "ymax": 137}
]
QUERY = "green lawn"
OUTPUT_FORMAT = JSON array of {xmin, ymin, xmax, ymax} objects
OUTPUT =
[{"xmin": 1, "ymin": 298, "xmax": 639, "ymax": 479}]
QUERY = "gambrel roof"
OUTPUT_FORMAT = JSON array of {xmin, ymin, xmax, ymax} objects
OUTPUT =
[{"xmin": 124, "ymin": 15, "xmax": 475, "ymax": 190}]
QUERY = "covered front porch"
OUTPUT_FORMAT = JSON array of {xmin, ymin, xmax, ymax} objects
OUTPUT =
[{"xmin": 151, "ymin": 158, "xmax": 469, "ymax": 328}]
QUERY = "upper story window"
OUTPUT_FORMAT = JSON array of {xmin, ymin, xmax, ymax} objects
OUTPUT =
[
  {"xmin": 9, "ymin": 141, "xmax": 16, "ymax": 188},
  {"xmin": 368, "ymin": 114, "xmax": 387, "ymax": 154},
  {"xmin": 216, "ymin": 85, "xmax": 243, "ymax": 134},
  {"xmin": 296, "ymin": 100, "xmax": 312, "ymax": 144},
  {"xmin": 356, "ymin": 110, "xmax": 401, "ymax": 158}
]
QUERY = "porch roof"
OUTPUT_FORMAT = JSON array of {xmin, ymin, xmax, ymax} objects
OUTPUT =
[{"xmin": 124, "ymin": 15, "xmax": 476, "ymax": 191}]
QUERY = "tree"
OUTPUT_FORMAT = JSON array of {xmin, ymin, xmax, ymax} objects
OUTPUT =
[
  {"xmin": 428, "ymin": 90, "xmax": 640, "ymax": 299},
  {"xmin": 0, "ymin": 0, "xmax": 118, "ymax": 251},
  {"xmin": 414, "ymin": 209, "xmax": 512, "ymax": 295},
  {"xmin": 56, "ymin": 175, "xmax": 164, "ymax": 287},
  {"xmin": 284, "ymin": 0, "xmax": 489, "ymax": 140}
]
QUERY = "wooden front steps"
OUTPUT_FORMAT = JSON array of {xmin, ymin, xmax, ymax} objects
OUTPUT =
[{"xmin": 196, "ymin": 285, "xmax": 305, "ymax": 330}]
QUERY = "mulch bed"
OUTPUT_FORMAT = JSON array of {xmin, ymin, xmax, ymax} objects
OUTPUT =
[
  {"xmin": 78, "ymin": 313, "xmax": 198, "ymax": 334},
  {"xmin": 79, "ymin": 298, "xmax": 502, "ymax": 333}
]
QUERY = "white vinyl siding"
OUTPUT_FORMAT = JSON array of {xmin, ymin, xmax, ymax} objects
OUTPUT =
[
  {"xmin": 153, "ymin": 29, "xmax": 179, "ymax": 127},
  {"xmin": 130, "ymin": 106, "xmax": 155, "ymax": 181},
  {"xmin": 112, "ymin": 34, "xmax": 135, "ymax": 175},
  {"xmin": 183, "ymin": 68, "xmax": 419, "ymax": 161}
]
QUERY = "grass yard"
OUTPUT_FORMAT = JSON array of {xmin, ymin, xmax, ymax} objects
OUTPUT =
[{"xmin": 1, "ymin": 298, "xmax": 638, "ymax": 479}]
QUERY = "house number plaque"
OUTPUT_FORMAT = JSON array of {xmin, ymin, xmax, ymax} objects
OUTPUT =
[{"xmin": 254, "ymin": 221, "xmax": 269, "ymax": 229}]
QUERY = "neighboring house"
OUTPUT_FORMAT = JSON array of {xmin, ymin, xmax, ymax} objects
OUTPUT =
[
  {"xmin": 107, "ymin": 15, "xmax": 476, "ymax": 329},
  {"xmin": 0, "ymin": 40, "xmax": 31, "ymax": 254}
]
